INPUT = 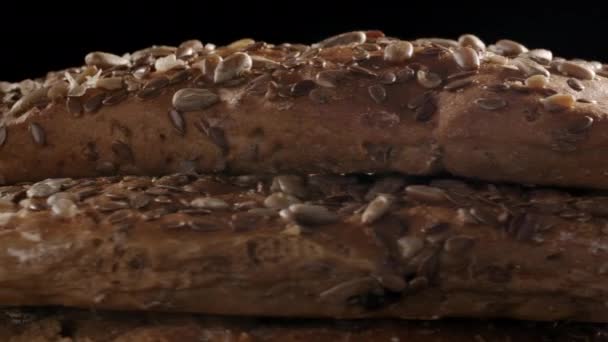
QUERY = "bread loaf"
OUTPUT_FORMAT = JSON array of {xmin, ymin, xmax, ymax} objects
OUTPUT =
[
  {"xmin": 1, "ymin": 32, "xmax": 607, "ymax": 189},
  {"xmin": 1, "ymin": 308, "xmax": 607, "ymax": 342},
  {"xmin": 1, "ymin": 173, "xmax": 608, "ymax": 322}
]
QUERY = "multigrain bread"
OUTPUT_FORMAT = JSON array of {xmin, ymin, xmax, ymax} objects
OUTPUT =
[
  {"xmin": 1, "ymin": 308, "xmax": 607, "ymax": 342},
  {"xmin": 2, "ymin": 173, "xmax": 608, "ymax": 322},
  {"xmin": 1, "ymin": 32, "xmax": 608, "ymax": 188}
]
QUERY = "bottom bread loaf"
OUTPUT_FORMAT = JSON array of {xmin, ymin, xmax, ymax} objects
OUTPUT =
[
  {"xmin": 1, "ymin": 173, "xmax": 608, "ymax": 321},
  {"xmin": 1, "ymin": 307, "xmax": 607, "ymax": 342}
]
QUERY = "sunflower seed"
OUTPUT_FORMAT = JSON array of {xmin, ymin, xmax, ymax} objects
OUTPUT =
[
  {"xmin": 470, "ymin": 206, "xmax": 498, "ymax": 225},
  {"xmin": 384, "ymin": 41, "xmax": 414, "ymax": 63},
  {"xmin": 172, "ymin": 88, "xmax": 219, "ymax": 112},
  {"xmin": 9, "ymin": 88, "xmax": 48, "ymax": 116},
  {"xmin": 362, "ymin": 194, "xmax": 394, "ymax": 224},
  {"xmin": 29, "ymin": 123, "xmax": 45, "ymax": 146},
  {"xmin": 567, "ymin": 78, "xmax": 584, "ymax": 91},
  {"xmin": 264, "ymin": 192, "xmax": 301, "ymax": 209},
  {"xmin": 290, "ymin": 80, "xmax": 316, "ymax": 97},
  {"xmin": 27, "ymin": 181, "xmax": 61, "ymax": 198},
  {"xmin": 368, "ymin": 84, "xmax": 387, "ymax": 103},
  {"xmin": 271, "ymin": 175, "xmax": 307, "ymax": 198},
  {"xmin": 95, "ymin": 77, "xmax": 123, "ymax": 91},
  {"xmin": 129, "ymin": 193, "xmax": 152, "ymax": 209},
  {"xmin": 50, "ymin": 198, "xmax": 78, "ymax": 218},
  {"xmin": 191, "ymin": 197, "xmax": 229, "ymax": 210},
  {"xmin": 315, "ymin": 70, "xmax": 348, "ymax": 88},
  {"xmin": 154, "ymin": 54, "xmax": 186, "ymax": 72},
  {"xmin": 250, "ymin": 55, "xmax": 280, "ymax": 70},
  {"xmin": 397, "ymin": 236, "xmax": 424, "ymax": 260},
  {"xmin": 176, "ymin": 39, "xmax": 203, "ymax": 58},
  {"xmin": 195, "ymin": 54, "xmax": 222, "ymax": 81},
  {"xmin": 351, "ymin": 48, "xmax": 370, "ymax": 62},
  {"xmin": 453, "ymin": 47, "xmax": 480, "ymax": 71},
  {"xmin": 111, "ymin": 141, "xmax": 134, "ymax": 162},
  {"xmin": 418, "ymin": 46, "xmax": 446, "ymax": 56},
  {"xmin": 145, "ymin": 187, "xmax": 171, "ymax": 196},
  {"xmin": 416, "ymin": 70, "xmax": 442, "ymax": 89},
  {"xmin": 444, "ymin": 236, "xmax": 476, "ymax": 253},
  {"xmin": 348, "ymin": 64, "xmax": 377, "ymax": 77},
  {"xmin": 85, "ymin": 52, "xmax": 129, "ymax": 68},
  {"xmin": 74, "ymin": 186, "xmax": 99, "ymax": 200},
  {"xmin": 444, "ymin": 78, "xmax": 474, "ymax": 91},
  {"xmin": 283, "ymin": 204, "xmax": 338, "ymax": 226},
  {"xmin": 137, "ymin": 76, "xmax": 169, "ymax": 99},
  {"xmin": 447, "ymin": 70, "xmax": 479, "ymax": 81},
  {"xmin": 405, "ymin": 185, "xmax": 447, "ymax": 203},
  {"xmin": 458, "ymin": 34, "xmax": 486, "ymax": 51},
  {"xmin": 526, "ymin": 49, "xmax": 553, "ymax": 65},
  {"xmin": 0, "ymin": 126, "xmax": 6, "ymax": 147},
  {"xmin": 83, "ymin": 92, "xmax": 106, "ymax": 113},
  {"xmin": 378, "ymin": 71, "xmax": 397, "ymax": 84},
  {"xmin": 168, "ymin": 109, "xmax": 185, "ymax": 135},
  {"xmin": 512, "ymin": 57, "xmax": 550, "ymax": 77},
  {"xmin": 541, "ymin": 93, "xmax": 575, "ymax": 111},
  {"xmin": 525, "ymin": 75, "xmax": 549, "ymax": 89},
  {"xmin": 226, "ymin": 38, "xmax": 255, "ymax": 51},
  {"xmin": 309, "ymin": 88, "xmax": 332, "ymax": 104},
  {"xmin": 319, "ymin": 277, "xmax": 380, "ymax": 306},
  {"xmin": 558, "ymin": 61, "xmax": 595, "ymax": 80},
  {"xmin": 132, "ymin": 65, "xmax": 150, "ymax": 80},
  {"xmin": 484, "ymin": 83, "xmax": 510, "ymax": 92},
  {"xmin": 47, "ymin": 81, "xmax": 68, "ymax": 100},
  {"xmin": 154, "ymin": 195, "xmax": 174, "ymax": 204},
  {"xmin": 314, "ymin": 31, "xmax": 366, "ymax": 48},
  {"xmin": 577, "ymin": 98, "xmax": 596, "ymax": 104},
  {"xmin": 395, "ymin": 67, "xmax": 415, "ymax": 83},
  {"xmin": 567, "ymin": 115, "xmax": 594, "ymax": 134},
  {"xmin": 495, "ymin": 39, "xmax": 528, "ymax": 56},
  {"xmin": 474, "ymin": 98, "xmax": 507, "ymax": 110},
  {"xmin": 169, "ymin": 69, "xmax": 194, "ymax": 84},
  {"xmin": 107, "ymin": 210, "xmax": 133, "ymax": 224},
  {"xmin": 214, "ymin": 52, "xmax": 252, "ymax": 84},
  {"xmin": 95, "ymin": 200, "xmax": 129, "ymax": 212},
  {"xmin": 142, "ymin": 207, "xmax": 174, "ymax": 221},
  {"xmin": 102, "ymin": 90, "xmax": 129, "ymax": 106}
]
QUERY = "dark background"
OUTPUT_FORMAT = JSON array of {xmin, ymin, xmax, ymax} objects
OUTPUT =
[{"xmin": 1, "ymin": 2, "xmax": 604, "ymax": 82}]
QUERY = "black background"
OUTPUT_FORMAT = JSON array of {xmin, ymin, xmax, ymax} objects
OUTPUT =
[{"xmin": 1, "ymin": 2, "xmax": 605, "ymax": 82}]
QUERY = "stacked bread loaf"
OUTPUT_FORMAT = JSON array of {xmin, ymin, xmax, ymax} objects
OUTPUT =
[{"xmin": 1, "ymin": 30, "xmax": 608, "ymax": 340}]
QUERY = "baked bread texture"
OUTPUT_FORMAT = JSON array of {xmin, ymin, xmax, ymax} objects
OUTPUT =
[
  {"xmin": 1, "ymin": 307, "xmax": 607, "ymax": 342},
  {"xmin": 1, "ymin": 32, "xmax": 607, "ymax": 189},
  {"xmin": 1, "ymin": 173, "xmax": 608, "ymax": 322}
]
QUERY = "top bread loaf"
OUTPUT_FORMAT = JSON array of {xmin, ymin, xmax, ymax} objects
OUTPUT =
[{"xmin": 1, "ymin": 31, "xmax": 607, "ymax": 188}]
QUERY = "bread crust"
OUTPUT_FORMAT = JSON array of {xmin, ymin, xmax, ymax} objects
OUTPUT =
[
  {"xmin": 1, "ymin": 173, "xmax": 608, "ymax": 322},
  {"xmin": 1, "ymin": 308, "xmax": 607, "ymax": 342},
  {"xmin": 2, "ymin": 32, "xmax": 607, "ymax": 188}
]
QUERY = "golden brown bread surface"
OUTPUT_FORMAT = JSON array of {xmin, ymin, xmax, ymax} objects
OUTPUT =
[
  {"xmin": 1, "ymin": 32, "xmax": 608, "ymax": 188},
  {"xmin": 1, "ymin": 308, "xmax": 608, "ymax": 342},
  {"xmin": 1, "ymin": 173, "xmax": 608, "ymax": 322}
]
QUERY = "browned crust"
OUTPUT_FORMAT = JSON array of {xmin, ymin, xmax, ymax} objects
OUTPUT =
[
  {"xmin": 1, "ymin": 32, "xmax": 607, "ymax": 189},
  {"xmin": 1, "ymin": 173, "xmax": 608, "ymax": 322}
]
